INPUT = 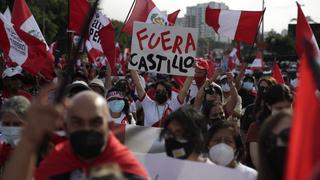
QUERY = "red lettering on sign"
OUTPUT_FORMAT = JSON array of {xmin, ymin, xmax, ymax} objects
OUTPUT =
[
  {"xmin": 172, "ymin": 35, "xmax": 183, "ymax": 54},
  {"xmin": 136, "ymin": 28, "xmax": 148, "ymax": 50},
  {"xmin": 185, "ymin": 33, "xmax": 196, "ymax": 54},
  {"xmin": 160, "ymin": 31, "xmax": 172, "ymax": 51},
  {"xmin": 148, "ymin": 33, "xmax": 160, "ymax": 49}
]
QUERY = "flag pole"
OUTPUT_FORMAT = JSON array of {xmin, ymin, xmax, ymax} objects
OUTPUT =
[
  {"xmin": 245, "ymin": 8, "xmax": 266, "ymax": 64},
  {"xmin": 116, "ymin": 0, "xmax": 136, "ymax": 42}
]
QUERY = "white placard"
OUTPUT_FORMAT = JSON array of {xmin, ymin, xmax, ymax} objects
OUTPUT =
[
  {"xmin": 135, "ymin": 153, "xmax": 246, "ymax": 180},
  {"xmin": 129, "ymin": 22, "xmax": 198, "ymax": 76}
]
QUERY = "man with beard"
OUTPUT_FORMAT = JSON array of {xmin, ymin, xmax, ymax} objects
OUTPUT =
[{"xmin": 131, "ymin": 70, "xmax": 193, "ymax": 127}]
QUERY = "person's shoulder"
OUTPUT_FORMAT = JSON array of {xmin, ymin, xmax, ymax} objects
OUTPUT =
[{"xmin": 236, "ymin": 163, "xmax": 257, "ymax": 179}]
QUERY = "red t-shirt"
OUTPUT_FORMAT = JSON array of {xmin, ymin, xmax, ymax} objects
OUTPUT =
[{"xmin": 246, "ymin": 122, "xmax": 260, "ymax": 143}]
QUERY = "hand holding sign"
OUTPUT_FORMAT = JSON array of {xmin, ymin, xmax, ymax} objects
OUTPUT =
[{"xmin": 129, "ymin": 22, "xmax": 198, "ymax": 76}]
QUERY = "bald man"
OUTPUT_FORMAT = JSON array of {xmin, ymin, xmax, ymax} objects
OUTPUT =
[{"xmin": 33, "ymin": 91, "xmax": 148, "ymax": 180}]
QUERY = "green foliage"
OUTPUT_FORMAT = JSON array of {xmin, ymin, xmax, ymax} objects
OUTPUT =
[
  {"xmin": 111, "ymin": 19, "xmax": 131, "ymax": 50},
  {"xmin": 265, "ymin": 30, "xmax": 295, "ymax": 56}
]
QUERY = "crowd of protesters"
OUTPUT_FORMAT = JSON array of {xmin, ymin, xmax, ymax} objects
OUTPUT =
[{"xmin": 0, "ymin": 53, "xmax": 297, "ymax": 180}]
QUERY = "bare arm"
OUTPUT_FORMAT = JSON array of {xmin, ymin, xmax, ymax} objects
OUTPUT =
[
  {"xmin": 177, "ymin": 76, "xmax": 193, "ymax": 103},
  {"xmin": 224, "ymin": 72, "xmax": 238, "ymax": 117},
  {"xmin": 235, "ymin": 62, "xmax": 247, "ymax": 90},
  {"xmin": 193, "ymin": 80, "xmax": 210, "ymax": 110},
  {"xmin": 2, "ymin": 85, "xmax": 63, "ymax": 180},
  {"xmin": 130, "ymin": 70, "xmax": 146, "ymax": 100},
  {"xmin": 249, "ymin": 142, "xmax": 259, "ymax": 169}
]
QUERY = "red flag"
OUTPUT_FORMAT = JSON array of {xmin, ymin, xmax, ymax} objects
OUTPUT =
[
  {"xmin": 272, "ymin": 63, "xmax": 284, "ymax": 84},
  {"xmin": 98, "ymin": 17, "xmax": 116, "ymax": 74},
  {"xmin": 0, "ymin": 14, "xmax": 49, "ymax": 75},
  {"xmin": 295, "ymin": 3, "xmax": 320, "ymax": 59},
  {"xmin": 286, "ymin": 4, "xmax": 320, "ymax": 180},
  {"xmin": 12, "ymin": 0, "xmax": 54, "ymax": 80},
  {"xmin": 122, "ymin": 0, "xmax": 180, "ymax": 34},
  {"xmin": 68, "ymin": 0, "xmax": 91, "ymax": 34},
  {"xmin": 286, "ymin": 55, "xmax": 320, "ymax": 180},
  {"xmin": 205, "ymin": 7, "xmax": 263, "ymax": 44}
]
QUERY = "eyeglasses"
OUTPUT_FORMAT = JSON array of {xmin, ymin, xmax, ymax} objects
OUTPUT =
[{"xmin": 265, "ymin": 128, "xmax": 291, "ymax": 151}]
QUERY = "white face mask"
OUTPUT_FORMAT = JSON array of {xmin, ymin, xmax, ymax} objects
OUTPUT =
[
  {"xmin": 0, "ymin": 126, "xmax": 21, "ymax": 146},
  {"xmin": 209, "ymin": 143, "xmax": 234, "ymax": 166},
  {"xmin": 290, "ymin": 78, "xmax": 298, "ymax": 88},
  {"xmin": 221, "ymin": 83, "xmax": 231, "ymax": 92}
]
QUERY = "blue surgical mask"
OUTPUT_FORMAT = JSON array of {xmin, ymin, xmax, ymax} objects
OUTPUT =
[
  {"xmin": 0, "ymin": 126, "xmax": 21, "ymax": 146},
  {"xmin": 108, "ymin": 100, "xmax": 125, "ymax": 113},
  {"xmin": 242, "ymin": 81, "xmax": 254, "ymax": 91}
]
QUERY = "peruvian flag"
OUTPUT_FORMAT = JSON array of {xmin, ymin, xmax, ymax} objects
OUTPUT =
[
  {"xmin": 295, "ymin": 3, "xmax": 320, "ymax": 59},
  {"xmin": 0, "ymin": 14, "xmax": 49, "ymax": 75},
  {"xmin": 227, "ymin": 48, "xmax": 241, "ymax": 71},
  {"xmin": 12, "ymin": 0, "xmax": 54, "ymax": 80},
  {"xmin": 205, "ymin": 7, "xmax": 263, "ymax": 44},
  {"xmin": 69, "ymin": 0, "xmax": 91, "ymax": 34},
  {"xmin": 249, "ymin": 51, "xmax": 264, "ymax": 70},
  {"xmin": 122, "ymin": 0, "xmax": 180, "ymax": 34},
  {"xmin": 85, "ymin": 40, "xmax": 103, "ymax": 64},
  {"xmin": 271, "ymin": 62, "xmax": 284, "ymax": 84}
]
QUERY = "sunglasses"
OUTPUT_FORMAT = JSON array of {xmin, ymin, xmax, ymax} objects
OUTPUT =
[{"xmin": 265, "ymin": 128, "xmax": 291, "ymax": 151}]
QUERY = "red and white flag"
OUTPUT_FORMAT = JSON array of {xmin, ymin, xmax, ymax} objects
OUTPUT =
[
  {"xmin": 3, "ymin": 6, "xmax": 11, "ymax": 22},
  {"xmin": 0, "ymin": 14, "xmax": 50, "ymax": 75},
  {"xmin": 12, "ymin": 0, "xmax": 54, "ymax": 80},
  {"xmin": 68, "ymin": 0, "xmax": 91, "ymax": 34},
  {"xmin": 85, "ymin": 40, "xmax": 103, "ymax": 64},
  {"xmin": 295, "ymin": 3, "xmax": 320, "ymax": 60},
  {"xmin": 122, "ymin": 0, "xmax": 180, "ymax": 34},
  {"xmin": 227, "ymin": 48, "xmax": 240, "ymax": 71},
  {"xmin": 249, "ymin": 51, "xmax": 264, "ymax": 70},
  {"xmin": 205, "ymin": 7, "xmax": 263, "ymax": 44}
]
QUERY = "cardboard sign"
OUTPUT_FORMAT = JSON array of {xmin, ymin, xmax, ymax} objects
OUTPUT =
[
  {"xmin": 135, "ymin": 153, "xmax": 246, "ymax": 180},
  {"xmin": 129, "ymin": 22, "xmax": 198, "ymax": 76}
]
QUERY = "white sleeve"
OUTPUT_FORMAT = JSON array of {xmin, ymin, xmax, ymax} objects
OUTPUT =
[{"xmin": 169, "ymin": 95, "xmax": 184, "ymax": 112}]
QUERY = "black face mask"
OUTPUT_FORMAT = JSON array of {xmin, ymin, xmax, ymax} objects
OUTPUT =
[
  {"xmin": 70, "ymin": 130, "xmax": 105, "ymax": 159},
  {"xmin": 267, "ymin": 146, "xmax": 287, "ymax": 179},
  {"xmin": 165, "ymin": 137, "xmax": 194, "ymax": 159},
  {"xmin": 155, "ymin": 91, "xmax": 168, "ymax": 104}
]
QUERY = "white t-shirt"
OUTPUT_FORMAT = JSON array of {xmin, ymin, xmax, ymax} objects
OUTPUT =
[
  {"xmin": 109, "ymin": 113, "xmax": 136, "ymax": 125},
  {"xmin": 235, "ymin": 163, "xmax": 257, "ymax": 180},
  {"xmin": 141, "ymin": 94, "xmax": 183, "ymax": 127},
  {"xmin": 129, "ymin": 100, "xmax": 137, "ymax": 113}
]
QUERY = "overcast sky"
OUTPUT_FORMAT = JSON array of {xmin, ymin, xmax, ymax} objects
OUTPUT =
[{"xmin": 100, "ymin": 0, "xmax": 320, "ymax": 33}]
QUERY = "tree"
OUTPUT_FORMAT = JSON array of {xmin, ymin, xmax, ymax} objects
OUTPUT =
[{"xmin": 265, "ymin": 30, "xmax": 295, "ymax": 57}]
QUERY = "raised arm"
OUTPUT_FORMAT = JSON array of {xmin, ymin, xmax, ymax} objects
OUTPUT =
[
  {"xmin": 235, "ymin": 62, "xmax": 247, "ymax": 90},
  {"xmin": 177, "ymin": 76, "xmax": 193, "ymax": 103},
  {"xmin": 130, "ymin": 70, "xmax": 146, "ymax": 100},
  {"xmin": 193, "ymin": 80, "xmax": 210, "ymax": 110},
  {"xmin": 224, "ymin": 72, "xmax": 238, "ymax": 117}
]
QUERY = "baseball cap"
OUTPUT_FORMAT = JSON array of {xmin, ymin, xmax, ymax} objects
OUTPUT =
[
  {"xmin": 106, "ymin": 89, "xmax": 125, "ymax": 101},
  {"xmin": 65, "ymin": 80, "xmax": 91, "ymax": 97},
  {"xmin": 2, "ymin": 66, "xmax": 23, "ymax": 78},
  {"xmin": 89, "ymin": 79, "xmax": 105, "ymax": 94}
]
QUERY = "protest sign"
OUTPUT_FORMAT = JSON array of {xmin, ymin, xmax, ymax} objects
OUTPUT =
[
  {"xmin": 135, "ymin": 153, "xmax": 246, "ymax": 180},
  {"xmin": 110, "ymin": 123, "xmax": 165, "ymax": 153},
  {"xmin": 129, "ymin": 22, "xmax": 198, "ymax": 76}
]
